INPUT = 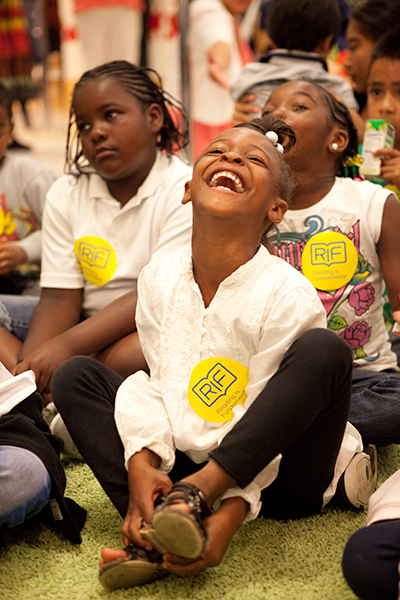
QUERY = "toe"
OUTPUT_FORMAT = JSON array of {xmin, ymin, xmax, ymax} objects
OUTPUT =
[{"xmin": 100, "ymin": 547, "xmax": 128, "ymax": 565}]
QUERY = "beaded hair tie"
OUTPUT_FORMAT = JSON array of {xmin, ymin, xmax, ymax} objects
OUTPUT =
[{"xmin": 265, "ymin": 131, "xmax": 284, "ymax": 154}]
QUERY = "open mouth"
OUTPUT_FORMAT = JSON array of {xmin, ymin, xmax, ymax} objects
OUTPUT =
[{"xmin": 208, "ymin": 170, "xmax": 244, "ymax": 193}]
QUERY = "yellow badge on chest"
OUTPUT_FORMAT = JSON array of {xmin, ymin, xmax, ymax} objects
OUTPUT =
[
  {"xmin": 301, "ymin": 231, "xmax": 358, "ymax": 291},
  {"xmin": 74, "ymin": 236, "xmax": 117, "ymax": 287},
  {"xmin": 188, "ymin": 357, "xmax": 249, "ymax": 423}
]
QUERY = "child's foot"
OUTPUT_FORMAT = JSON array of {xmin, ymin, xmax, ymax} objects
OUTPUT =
[
  {"xmin": 100, "ymin": 547, "xmax": 129, "ymax": 567},
  {"xmin": 99, "ymin": 544, "xmax": 166, "ymax": 590},
  {"xmin": 149, "ymin": 482, "xmax": 211, "ymax": 559},
  {"xmin": 336, "ymin": 444, "xmax": 377, "ymax": 509}
]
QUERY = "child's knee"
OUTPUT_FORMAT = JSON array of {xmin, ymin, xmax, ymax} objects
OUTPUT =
[{"xmin": 0, "ymin": 446, "xmax": 51, "ymax": 527}]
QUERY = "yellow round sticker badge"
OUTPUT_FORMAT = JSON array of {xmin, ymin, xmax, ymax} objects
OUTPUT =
[
  {"xmin": 301, "ymin": 231, "xmax": 358, "ymax": 291},
  {"xmin": 188, "ymin": 357, "xmax": 248, "ymax": 423},
  {"xmin": 74, "ymin": 236, "xmax": 117, "ymax": 287}
]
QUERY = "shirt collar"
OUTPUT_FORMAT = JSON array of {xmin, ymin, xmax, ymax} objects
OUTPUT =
[
  {"xmin": 86, "ymin": 151, "xmax": 171, "ymax": 207},
  {"xmin": 259, "ymin": 49, "xmax": 328, "ymax": 71}
]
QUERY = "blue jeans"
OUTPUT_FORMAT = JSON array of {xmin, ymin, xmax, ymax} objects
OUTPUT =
[
  {"xmin": 0, "ymin": 294, "xmax": 39, "ymax": 341},
  {"xmin": 349, "ymin": 368, "xmax": 400, "ymax": 446},
  {"xmin": 0, "ymin": 445, "xmax": 51, "ymax": 527}
]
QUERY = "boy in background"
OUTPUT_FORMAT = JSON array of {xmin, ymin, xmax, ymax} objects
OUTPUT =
[
  {"xmin": 0, "ymin": 84, "xmax": 56, "ymax": 295},
  {"xmin": 231, "ymin": 0, "xmax": 358, "ymax": 126},
  {"xmin": 367, "ymin": 26, "xmax": 400, "ymax": 193}
]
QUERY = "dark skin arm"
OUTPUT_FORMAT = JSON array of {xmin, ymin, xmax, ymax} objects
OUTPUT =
[
  {"xmin": 376, "ymin": 193, "xmax": 400, "ymax": 312},
  {"xmin": 15, "ymin": 290, "xmax": 142, "ymax": 392},
  {"xmin": 122, "ymin": 448, "xmax": 173, "ymax": 549}
]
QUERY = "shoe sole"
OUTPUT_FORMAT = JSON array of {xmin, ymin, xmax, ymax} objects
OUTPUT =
[
  {"xmin": 99, "ymin": 558, "xmax": 167, "ymax": 590},
  {"xmin": 151, "ymin": 509, "xmax": 206, "ymax": 559}
]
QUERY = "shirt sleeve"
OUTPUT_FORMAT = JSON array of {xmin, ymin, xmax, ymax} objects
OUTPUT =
[
  {"xmin": 40, "ymin": 178, "xmax": 85, "ymax": 289},
  {"xmin": 17, "ymin": 230, "xmax": 42, "ymax": 263},
  {"xmin": 114, "ymin": 264, "xmax": 175, "ymax": 471},
  {"xmin": 148, "ymin": 165, "xmax": 192, "ymax": 263},
  {"xmin": 189, "ymin": 0, "xmax": 236, "ymax": 52},
  {"xmin": 15, "ymin": 163, "xmax": 56, "ymax": 263}
]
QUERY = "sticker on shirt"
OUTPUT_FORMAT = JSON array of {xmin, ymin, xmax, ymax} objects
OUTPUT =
[
  {"xmin": 74, "ymin": 236, "xmax": 117, "ymax": 287},
  {"xmin": 188, "ymin": 357, "xmax": 248, "ymax": 423},
  {"xmin": 301, "ymin": 231, "xmax": 358, "ymax": 292}
]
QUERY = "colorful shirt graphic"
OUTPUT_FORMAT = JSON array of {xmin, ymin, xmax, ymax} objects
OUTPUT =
[{"xmin": 270, "ymin": 178, "xmax": 397, "ymax": 371}]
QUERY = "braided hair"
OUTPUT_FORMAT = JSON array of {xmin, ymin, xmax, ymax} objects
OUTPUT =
[
  {"xmin": 66, "ymin": 60, "xmax": 189, "ymax": 176},
  {"xmin": 312, "ymin": 84, "xmax": 359, "ymax": 177}
]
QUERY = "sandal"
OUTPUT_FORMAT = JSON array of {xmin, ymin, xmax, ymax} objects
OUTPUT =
[
  {"xmin": 148, "ymin": 482, "xmax": 211, "ymax": 559},
  {"xmin": 99, "ymin": 543, "xmax": 167, "ymax": 590}
]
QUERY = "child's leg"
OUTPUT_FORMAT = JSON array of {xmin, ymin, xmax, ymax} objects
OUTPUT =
[
  {"xmin": 96, "ymin": 331, "xmax": 149, "ymax": 379},
  {"xmin": 349, "ymin": 369, "xmax": 400, "ymax": 446},
  {"xmin": 0, "ymin": 328, "xmax": 22, "ymax": 370},
  {"xmin": 0, "ymin": 445, "xmax": 51, "ymax": 527},
  {"xmin": 209, "ymin": 328, "xmax": 353, "ymax": 519},
  {"xmin": 0, "ymin": 294, "xmax": 38, "ymax": 369},
  {"xmin": 51, "ymin": 356, "xmax": 128, "ymax": 516},
  {"xmin": 342, "ymin": 520, "xmax": 400, "ymax": 600}
]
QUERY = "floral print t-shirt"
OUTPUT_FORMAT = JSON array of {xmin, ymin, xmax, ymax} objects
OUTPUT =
[{"xmin": 270, "ymin": 177, "xmax": 397, "ymax": 371}]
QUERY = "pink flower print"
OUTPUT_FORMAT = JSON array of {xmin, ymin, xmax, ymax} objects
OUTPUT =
[
  {"xmin": 349, "ymin": 284, "xmax": 375, "ymax": 316},
  {"xmin": 339, "ymin": 321, "xmax": 371, "ymax": 350}
]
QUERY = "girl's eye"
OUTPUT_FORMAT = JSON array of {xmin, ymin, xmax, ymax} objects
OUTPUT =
[
  {"xmin": 293, "ymin": 104, "xmax": 307, "ymax": 111},
  {"xmin": 207, "ymin": 148, "xmax": 223, "ymax": 155},
  {"xmin": 77, "ymin": 122, "xmax": 90, "ymax": 133},
  {"xmin": 249, "ymin": 156, "xmax": 265, "ymax": 166},
  {"xmin": 368, "ymin": 88, "xmax": 383, "ymax": 98},
  {"xmin": 106, "ymin": 110, "xmax": 119, "ymax": 120}
]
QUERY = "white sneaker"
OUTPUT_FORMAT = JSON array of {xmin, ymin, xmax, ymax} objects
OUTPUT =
[
  {"xmin": 50, "ymin": 414, "xmax": 83, "ymax": 460},
  {"xmin": 42, "ymin": 402, "xmax": 58, "ymax": 426},
  {"xmin": 337, "ymin": 444, "xmax": 377, "ymax": 509}
]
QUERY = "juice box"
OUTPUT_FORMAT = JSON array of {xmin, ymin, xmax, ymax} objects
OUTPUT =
[{"xmin": 359, "ymin": 119, "xmax": 396, "ymax": 179}]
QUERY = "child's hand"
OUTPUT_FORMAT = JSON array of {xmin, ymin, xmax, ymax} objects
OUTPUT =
[
  {"xmin": 13, "ymin": 336, "xmax": 76, "ymax": 392},
  {"xmin": 232, "ymin": 94, "xmax": 260, "ymax": 126},
  {"xmin": 207, "ymin": 48, "xmax": 230, "ymax": 89},
  {"xmin": 122, "ymin": 451, "xmax": 172, "ymax": 549},
  {"xmin": 162, "ymin": 496, "xmax": 247, "ymax": 576},
  {"xmin": 0, "ymin": 240, "xmax": 27, "ymax": 275},
  {"xmin": 373, "ymin": 147, "xmax": 400, "ymax": 189}
]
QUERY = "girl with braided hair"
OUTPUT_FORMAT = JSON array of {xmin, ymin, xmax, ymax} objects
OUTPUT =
[
  {"xmin": 265, "ymin": 80, "xmax": 400, "ymax": 447},
  {"xmin": 0, "ymin": 60, "xmax": 193, "ymax": 400}
]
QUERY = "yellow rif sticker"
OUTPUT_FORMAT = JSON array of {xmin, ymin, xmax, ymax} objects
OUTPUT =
[
  {"xmin": 188, "ymin": 357, "xmax": 248, "ymax": 423},
  {"xmin": 301, "ymin": 231, "xmax": 358, "ymax": 291},
  {"xmin": 74, "ymin": 236, "xmax": 117, "ymax": 287}
]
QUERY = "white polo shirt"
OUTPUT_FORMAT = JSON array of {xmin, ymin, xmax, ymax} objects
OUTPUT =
[{"xmin": 40, "ymin": 152, "xmax": 193, "ymax": 317}]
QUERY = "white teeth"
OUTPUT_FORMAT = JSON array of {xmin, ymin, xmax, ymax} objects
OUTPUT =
[{"xmin": 209, "ymin": 170, "xmax": 244, "ymax": 193}]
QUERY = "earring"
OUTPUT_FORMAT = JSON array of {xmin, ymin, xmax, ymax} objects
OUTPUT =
[{"xmin": 331, "ymin": 142, "xmax": 339, "ymax": 151}]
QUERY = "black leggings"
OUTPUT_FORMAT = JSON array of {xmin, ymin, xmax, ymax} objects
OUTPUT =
[{"xmin": 52, "ymin": 328, "xmax": 352, "ymax": 521}]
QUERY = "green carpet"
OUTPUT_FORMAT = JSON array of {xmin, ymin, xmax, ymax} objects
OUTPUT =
[{"xmin": 1, "ymin": 445, "xmax": 400, "ymax": 600}]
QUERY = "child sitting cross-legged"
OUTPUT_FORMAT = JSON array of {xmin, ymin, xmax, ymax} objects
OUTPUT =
[{"xmin": 52, "ymin": 115, "xmax": 365, "ymax": 589}]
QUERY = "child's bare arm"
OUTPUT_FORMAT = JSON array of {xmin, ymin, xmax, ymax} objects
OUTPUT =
[
  {"xmin": 377, "ymin": 193, "xmax": 400, "ymax": 312},
  {"xmin": 15, "ymin": 290, "xmax": 138, "ymax": 391},
  {"xmin": 373, "ymin": 148, "xmax": 400, "ymax": 190}
]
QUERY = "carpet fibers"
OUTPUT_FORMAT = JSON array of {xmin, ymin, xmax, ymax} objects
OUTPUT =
[{"xmin": 1, "ymin": 445, "xmax": 399, "ymax": 600}]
